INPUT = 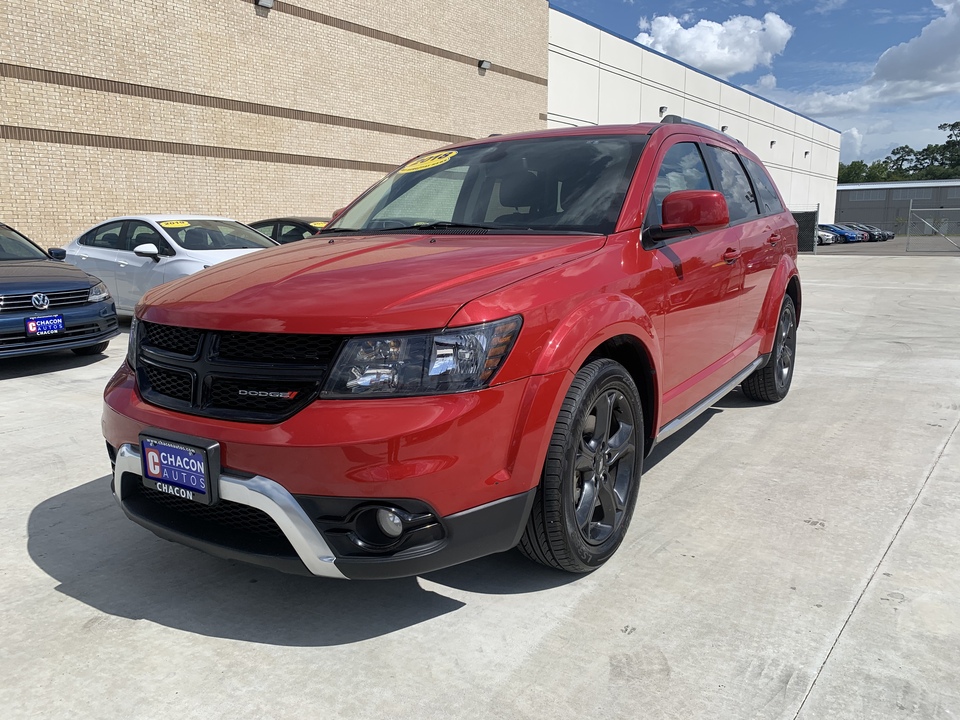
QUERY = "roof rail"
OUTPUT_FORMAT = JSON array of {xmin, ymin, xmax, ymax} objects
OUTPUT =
[{"xmin": 658, "ymin": 114, "xmax": 742, "ymax": 144}]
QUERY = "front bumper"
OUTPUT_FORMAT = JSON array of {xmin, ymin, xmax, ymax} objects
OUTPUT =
[
  {"xmin": 0, "ymin": 301, "xmax": 118, "ymax": 358},
  {"xmin": 112, "ymin": 443, "xmax": 536, "ymax": 579}
]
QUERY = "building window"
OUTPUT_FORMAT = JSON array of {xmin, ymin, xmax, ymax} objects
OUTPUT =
[
  {"xmin": 892, "ymin": 188, "xmax": 933, "ymax": 200},
  {"xmin": 848, "ymin": 189, "xmax": 885, "ymax": 201},
  {"xmin": 947, "ymin": 187, "xmax": 960, "ymax": 199}
]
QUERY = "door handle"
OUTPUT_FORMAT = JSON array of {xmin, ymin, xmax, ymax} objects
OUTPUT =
[
  {"xmin": 722, "ymin": 248, "xmax": 741, "ymax": 264},
  {"xmin": 767, "ymin": 233, "xmax": 781, "ymax": 246}
]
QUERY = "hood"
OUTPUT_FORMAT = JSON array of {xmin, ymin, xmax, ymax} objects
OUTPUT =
[
  {"xmin": 140, "ymin": 232, "xmax": 605, "ymax": 333},
  {"xmin": 0, "ymin": 259, "xmax": 97, "ymax": 294}
]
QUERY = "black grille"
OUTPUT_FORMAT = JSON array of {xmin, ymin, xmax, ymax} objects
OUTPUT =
[
  {"xmin": 142, "ymin": 364, "xmax": 193, "ymax": 402},
  {"xmin": 143, "ymin": 323, "xmax": 202, "ymax": 356},
  {"xmin": 134, "ymin": 322, "xmax": 342, "ymax": 423},
  {"xmin": 217, "ymin": 331, "xmax": 340, "ymax": 364},
  {"xmin": 138, "ymin": 484, "xmax": 286, "ymax": 539}
]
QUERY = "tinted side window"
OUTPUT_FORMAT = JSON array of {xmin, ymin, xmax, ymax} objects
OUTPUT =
[
  {"xmin": 645, "ymin": 142, "xmax": 711, "ymax": 228},
  {"xmin": 86, "ymin": 221, "xmax": 126, "ymax": 250},
  {"xmin": 279, "ymin": 223, "xmax": 312, "ymax": 243},
  {"xmin": 250, "ymin": 222, "xmax": 276, "ymax": 240},
  {"xmin": 743, "ymin": 157, "xmax": 784, "ymax": 215},
  {"xmin": 703, "ymin": 146, "xmax": 760, "ymax": 223}
]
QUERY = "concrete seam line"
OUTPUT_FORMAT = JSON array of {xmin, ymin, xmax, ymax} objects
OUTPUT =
[{"xmin": 790, "ymin": 412, "xmax": 960, "ymax": 720}]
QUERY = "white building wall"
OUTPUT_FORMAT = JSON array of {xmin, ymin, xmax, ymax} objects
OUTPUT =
[{"xmin": 547, "ymin": 7, "xmax": 840, "ymax": 222}]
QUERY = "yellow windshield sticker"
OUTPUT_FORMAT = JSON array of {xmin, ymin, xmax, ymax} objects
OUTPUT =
[
  {"xmin": 309, "ymin": 221, "xmax": 328, "ymax": 228},
  {"xmin": 159, "ymin": 220, "xmax": 191, "ymax": 228},
  {"xmin": 399, "ymin": 150, "xmax": 457, "ymax": 173}
]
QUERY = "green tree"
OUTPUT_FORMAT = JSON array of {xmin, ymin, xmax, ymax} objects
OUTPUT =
[
  {"xmin": 838, "ymin": 160, "xmax": 867, "ymax": 183},
  {"xmin": 864, "ymin": 160, "xmax": 889, "ymax": 182}
]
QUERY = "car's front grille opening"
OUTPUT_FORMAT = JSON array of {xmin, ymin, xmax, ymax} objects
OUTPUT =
[
  {"xmin": 122, "ymin": 475, "xmax": 298, "ymax": 558},
  {"xmin": 0, "ymin": 288, "xmax": 91, "ymax": 312},
  {"xmin": 217, "ymin": 331, "xmax": 340, "ymax": 364},
  {"xmin": 141, "ymin": 364, "xmax": 193, "ymax": 402},
  {"xmin": 207, "ymin": 377, "xmax": 318, "ymax": 413},
  {"xmin": 143, "ymin": 323, "xmax": 202, "ymax": 356}
]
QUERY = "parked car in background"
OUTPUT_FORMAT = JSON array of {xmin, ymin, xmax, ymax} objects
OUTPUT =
[
  {"xmin": 0, "ymin": 222, "xmax": 118, "ymax": 358},
  {"xmin": 816, "ymin": 229, "xmax": 838, "ymax": 245},
  {"xmin": 819, "ymin": 223, "xmax": 861, "ymax": 243},
  {"xmin": 844, "ymin": 222, "xmax": 884, "ymax": 242},
  {"xmin": 249, "ymin": 217, "xmax": 330, "ymax": 244},
  {"xmin": 847, "ymin": 222, "xmax": 891, "ymax": 241},
  {"xmin": 105, "ymin": 118, "xmax": 801, "ymax": 580},
  {"xmin": 63, "ymin": 216, "xmax": 278, "ymax": 315},
  {"xmin": 833, "ymin": 224, "xmax": 870, "ymax": 243}
]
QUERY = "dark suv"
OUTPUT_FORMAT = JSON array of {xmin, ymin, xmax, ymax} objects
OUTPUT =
[{"xmin": 104, "ymin": 117, "xmax": 800, "ymax": 579}]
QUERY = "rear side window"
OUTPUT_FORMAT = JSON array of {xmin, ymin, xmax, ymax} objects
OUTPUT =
[
  {"xmin": 81, "ymin": 221, "xmax": 126, "ymax": 250},
  {"xmin": 742, "ymin": 157, "xmax": 784, "ymax": 215},
  {"xmin": 702, "ymin": 146, "xmax": 760, "ymax": 223}
]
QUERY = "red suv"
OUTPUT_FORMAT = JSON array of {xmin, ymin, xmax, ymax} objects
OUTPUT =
[{"xmin": 103, "ymin": 118, "xmax": 800, "ymax": 579}]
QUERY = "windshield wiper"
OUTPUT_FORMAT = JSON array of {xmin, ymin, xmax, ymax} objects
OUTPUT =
[{"xmin": 382, "ymin": 221, "xmax": 500, "ymax": 233}]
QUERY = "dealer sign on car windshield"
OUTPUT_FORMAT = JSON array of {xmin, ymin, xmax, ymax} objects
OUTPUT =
[{"xmin": 141, "ymin": 436, "xmax": 214, "ymax": 505}]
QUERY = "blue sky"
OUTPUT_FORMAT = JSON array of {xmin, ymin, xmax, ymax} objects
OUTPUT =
[{"xmin": 551, "ymin": 0, "xmax": 960, "ymax": 163}]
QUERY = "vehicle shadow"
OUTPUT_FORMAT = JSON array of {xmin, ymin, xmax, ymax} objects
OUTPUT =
[
  {"xmin": 0, "ymin": 350, "xmax": 112, "ymax": 380},
  {"xmin": 26, "ymin": 474, "xmax": 575, "ymax": 646}
]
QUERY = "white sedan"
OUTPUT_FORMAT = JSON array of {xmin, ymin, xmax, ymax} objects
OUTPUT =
[{"xmin": 63, "ymin": 215, "xmax": 278, "ymax": 315}]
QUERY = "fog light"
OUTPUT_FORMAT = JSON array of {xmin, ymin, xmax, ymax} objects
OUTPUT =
[{"xmin": 376, "ymin": 508, "xmax": 403, "ymax": 538}]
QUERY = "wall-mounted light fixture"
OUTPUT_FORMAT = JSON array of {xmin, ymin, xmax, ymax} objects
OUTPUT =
[
  {"xmin": 478, "ymin": 59, "xmax": 492, "ymax": 70},
  {"xmin": 658, "ymin": 106, "xmax": 668, "ymax": 117},
  {"xmin": 721, "ymin": 125, "xmax": 729, "ymax": 132},
  {"xmin": 770, "ymin": 140, "xmax": 777, "ymax": 148},
  {"xmin": 255, "ymin": 0, "xmax": 274, "ymax": 7}
]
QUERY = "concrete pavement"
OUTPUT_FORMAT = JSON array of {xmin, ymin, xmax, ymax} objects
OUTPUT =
[{"xmin": 1, "ymin": 255, "xmax": 958, "ymax": 719}]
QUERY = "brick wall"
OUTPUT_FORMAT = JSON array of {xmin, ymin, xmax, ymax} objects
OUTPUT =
[{"xmin": 0, "ymin": 0, "xmax": 548, "ymax": 247}]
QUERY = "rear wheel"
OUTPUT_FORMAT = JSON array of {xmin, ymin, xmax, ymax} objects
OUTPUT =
[
  {"xmin": 519, "ymin": 359, "xmax": 643, "ymax": 573},
  {"xmin": 742, "ymin": 295, "xmax": 797, "ymax": 402},
  {"xmin": 72, "ymin": 341, "xmax": 110, "ymax": 356}
]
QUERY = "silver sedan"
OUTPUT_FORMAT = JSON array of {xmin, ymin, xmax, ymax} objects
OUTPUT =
[{"xmin": 63, "ymin": 215, "xmax": 278, "ymax": 315}]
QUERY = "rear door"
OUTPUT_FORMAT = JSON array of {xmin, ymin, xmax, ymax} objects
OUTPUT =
[
  {"xmin": 701, "ymin": 146, "xmax": 773, "ymax": 350},
  {"xmin": 73, "ymin": 220, "xmax": 125, "ymax": 293},
  {"xmin": 640, "ymin": 137, "xmax": 744, "ymax": 423}
]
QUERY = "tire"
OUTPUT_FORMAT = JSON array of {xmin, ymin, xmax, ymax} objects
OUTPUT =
[
  {"xmin": 742, "ymin": 295, "xmax": 797, "ymax": 403},
  {"xmin": 518, "ymin": 359, "xmax": 643, "ymax": 573},
  {"xmin": 72, "ymin": 341, "xmax": 110, "ymax": 356}
]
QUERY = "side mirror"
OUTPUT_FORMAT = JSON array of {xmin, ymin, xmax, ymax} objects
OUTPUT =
[
  {"xmin": 48, "ymin": 248, "xmax": 66, "ymax": 260},
  {"xmin": 331, "ymin": 207, "xmax": 346, "ymax": 220},
  {"xmin": 133, "ymin": 243, "xmax": 161, "ymax": 261},
  {"xmin": 648, "ymin": 190, "xmax": 730, "ymax": 242}
]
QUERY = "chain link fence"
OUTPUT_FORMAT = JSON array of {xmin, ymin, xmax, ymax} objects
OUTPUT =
[
  {"xmin": 906, "ymin": 205, "xmax": 960, "ymax": 253},
  {"xmin": 791, "ymin": 208, "xmax": 819, "ymax": 254}
]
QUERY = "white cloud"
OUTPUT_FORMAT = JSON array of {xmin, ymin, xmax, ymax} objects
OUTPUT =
[
  {"xmin": 634, "ymin": 12, "xmax": 794, "ymax": 79},
  {"xmin": 781, "ymin": 0, "xmax": 960, "ymax": 117},
  {"xmin": 841, "ymin": 128, "xmax": 863, "ymax": 159}
]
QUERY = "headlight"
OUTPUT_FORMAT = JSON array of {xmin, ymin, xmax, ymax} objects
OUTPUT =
[
  {"xmin": 127, "ymin": 317, "xmax": 139, "ymax": 369},
  {"xmin": 88, "ymin": 281, "xmax": 110, "ymax": 303},
  {"xmin": 322, "ymin": 315, "xmax": 522, "ymax": 398}
]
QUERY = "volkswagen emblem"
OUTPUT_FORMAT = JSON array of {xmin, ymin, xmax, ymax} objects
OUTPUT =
[{"xmin": 31, "ymin": 293, "xmax": 50, "ymax": 310}]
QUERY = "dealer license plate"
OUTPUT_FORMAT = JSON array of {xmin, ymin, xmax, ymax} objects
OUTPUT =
[
  {"xmin": 140, "ymin": 436, "xmax": 214, "ymax": 505},
  {"xmin": 25, "ymin": 315, "xmax": 64, "ymax": 336}
]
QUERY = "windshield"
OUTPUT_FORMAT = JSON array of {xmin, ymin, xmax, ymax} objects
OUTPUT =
[
  {"xmin": 0, "ymin": 225, "xmax": 48, "ymax": 261},
  {"xmin": 158, "ymin": 220, "xmax": 277, "ymax": 250},
  {"xmin": 326, "ymin": 135, "xmax": 648, "ymax": 236}
]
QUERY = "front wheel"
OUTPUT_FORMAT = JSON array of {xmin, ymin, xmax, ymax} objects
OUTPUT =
[
  {"xmin": 518, "ymin": 359, "xmax": 643, "ymax": 573},
  {"xmin": 742, "ymin": 295, "xmax": 797, "ymax": 402}
]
